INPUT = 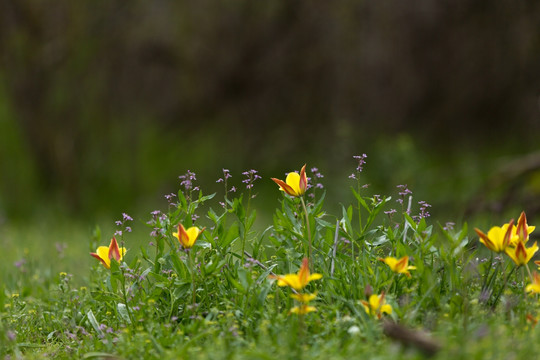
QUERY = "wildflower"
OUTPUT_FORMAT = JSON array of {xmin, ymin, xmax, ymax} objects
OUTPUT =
[
  {"xmin": 516, "ymin": 211, "xmax": 535, "ymax": 244},
  {"xmin": 90, "ymin": 237, "xmax": 127, "ymax": 269},
  {"xmin": 526, "ymin": 271, "xmax": 540, "ymax": 294},
  {"xmin": 290, "ymin": 291, "xmax": 318, "ymax": 315},
  {"xmin": 173, "ymin": 224, "xmax": 204, "ymax": 249},
  {"xmin": 271, "ymin": 164, "xmax": 308, "ymax": 197},
  {"xmin": 242, "ymin": 169, "xmax": 262, "ymax": 190},
  {"xmin": 505, "ymin": 240, "xmax": 538, "ymax": 266},
  {"xmin": 475, "ymin": 220, "xmax": 516, "ymax": 253},
  {"xmin": 379, "ymin": 256, "xmax": 416, "ymax": 277},
  {"xmin": 348, "ymin": 325, "xmax": 361, "ymax": 335},
  {"xmin": 290, "ymin": 304, "xmax": 317, "ymax": 315},
  {"xmin": 269, "ymin": 258, "xmax": 322, "ymax": 291},
  {"xmin": 290, "ymin": 292, "xmax": 317, "ymax": 303},
  {"xmin": 361, "ymin": 293, "xmax": 392, "ymax": 319}
]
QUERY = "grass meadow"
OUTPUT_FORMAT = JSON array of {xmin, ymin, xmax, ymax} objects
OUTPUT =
[{"xmin": 2, "ymin": 157, "xmax": 540, "ymax": 359}]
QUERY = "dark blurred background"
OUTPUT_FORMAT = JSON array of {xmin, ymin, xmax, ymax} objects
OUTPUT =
[{"xmin": 1, "ymin": 0, "xmax": 540, "ymax": 224}]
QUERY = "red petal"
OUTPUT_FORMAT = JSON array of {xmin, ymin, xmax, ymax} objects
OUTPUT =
[
  {"xmin": 271, "ymin": 178, "xmax": 296, "ymax": 196},
  {"xmin": 298, "ymin": 258, "xmax": 310, "ymax": 287},
  {"xmin": 90, "ymin": 252, "xmax": 109, "ymax": 268},
  {"xmin": 517, "ymin": 212, "xmax": 528, "ymax": 241},
  {"xmin": 299, "ymin": 164, "xmax": 307, "ymax": 194},
  {"xmin": 503, "ymin": 219, "xmax": 515, "ymax": 248},
  {"xmin": 475, "ymin": 228, "xmax": 496, "ymax": 251},
  {"xmin": 109, "ymin": 237, "xmax": 121, "ymax": 261},
  {"xmin": 516, "ymin": 242, "xmax": 527, "ymax": 264}
]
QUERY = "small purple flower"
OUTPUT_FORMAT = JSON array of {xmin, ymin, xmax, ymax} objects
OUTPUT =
[
  {"xmin": 14, "ymin": 259, "xmax": 26, "ymax": 268},
  {"xmin": 7, "ymin": 330, "xmax": 16, "ymax": 341},
  {"xmin": 396, "ymin": 184, "xmax": 412, "ymax": 197},
  {"xmin": 353, "ymin": 154, "xmax": 367, "ymax": 173},
  {"xmin": 122, "ymin": 213, "xmax": 133, "ymax": 222},
  {"xmin": 443, "ymin": 222, "xmax": 455, "ymax": 231},
  {"xmin": 179, "ymin": 170, "xmax": 197, "ymax": 191},
  {"xmin": 414, "ymin": 200, "xmax": 431, "ymax": 222},
  {"xmin": 242, "ymin": 169, "xmax": 261, "ymax": 191},
  {"xmin": 309, "ymin": 167, "xmax": 325, "ymax": 191}
]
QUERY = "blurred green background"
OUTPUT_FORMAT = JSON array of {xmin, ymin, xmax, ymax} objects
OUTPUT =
[{"xmin": 1, "ymin": 0, "xmax": 540, "ymax": 229}]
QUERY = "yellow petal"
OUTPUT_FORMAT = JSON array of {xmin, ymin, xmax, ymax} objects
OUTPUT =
[
  {"xmin": 290, "ymin": 305, "xmax": 317, "ymax": 315},
  {"xmin": 277, "ymin": 274, "xmax": 302, "ymax": 290},
  {"xmin": 291, "ymin": 293, "xmax": 317, "ymax": 303},
  {"xmin": 285, "ymin": 172, "xmax": 301, "ymax": 196},
  {"xmin": 185, "ymin": 226, "xmax": 200, "ymax": 247},
  {"xmin": 96, "ymin": 246, "xmax": 111, "ymax": 268},
  {"xmin": 381, "ymin": 304, "xmax": 392, "ymax": 315},
  {"xmin": 368, "ymin": 294, "xmax": 381, "ymax": 310}
]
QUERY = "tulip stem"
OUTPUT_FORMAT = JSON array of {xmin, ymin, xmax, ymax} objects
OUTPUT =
[
  {"xmin": 525, "ymin": 263, "xmax": 533, "ymax": 283},
  {"xmin": 492, "ymin": 264, "xmax": 516, "ymax": 308},
  {"xmin": 481, "ymin": 252, "xmax": 494, "ymax": 292},
  {"xmin": 300, "ymin": 197, "xmax": 312, "ymax": 268},
  {"xmin": 188, "ymin": 248, "xmax": 197, "ymax": 309}
]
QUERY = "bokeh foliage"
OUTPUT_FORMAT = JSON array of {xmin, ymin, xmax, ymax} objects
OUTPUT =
[{"xmin": 1, "ymin": 0, "xmax": 539, "ymax": 219}]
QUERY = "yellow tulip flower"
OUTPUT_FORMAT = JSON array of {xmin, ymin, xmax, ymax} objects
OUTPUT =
[
  {"xmin": 290, "ymin": 292, "xmax": 317, "ymax": 303},
  {"xmin": 379, "ymin": 256, "xmax": 416, "ymax": 277},
  {"xmin": 269, "ymin": 258, "xmax": 322, "ymax": 291},
  {"xmin": 173, "ymin": 224, "xmax": 204, "ymax": 249},
  {"xmin": 361, "ymin": 293, "xmax": 392, "ymax": 319},
  {"xmin": 90, "ymin": 237, "xmax": 127, "ymax": 269},
  {"xmin": 526, "ymin": 271, "xmax": 540, "ymax": 294},
  {"xmin": 290, "ymin": 304, "xmax": 317, "ymax": 315},
  {"xmin": 475, "ymin": 220, "xmax": 516, "ymax": 253},
  {"xmin": 505, "ymin": 241, "xmax": 538, "ymax": 266},
  {"xmin": 271, "ymin": 164, "xmax": 308, "ymax": 197}
]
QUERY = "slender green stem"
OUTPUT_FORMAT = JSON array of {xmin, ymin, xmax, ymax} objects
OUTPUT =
[
  {"xmin": 241, "ymin": 189, "xmax": 252, "ymax": 265},
  {"xmin": 525, "ymin": 263, "xmax": 533, "ymax": 283},
  {"xmin": 357, "ymin": 179, "xmax": 363, "ymax": 232},
  {"xmin": 481, "ymin": 252, "xmax": 494, "ymax": 291},
  {"xmin": 485, "ymin": 260, "xmax": 501, "ymax": 292},
  {"xmin": 386, "ymin": 274, "xmax": 397, "ymax": 295},
  {"xmin": 492, "ymin": 265, "xmax": 517, "ymax": 308},
  {"xmin": 118, "ymin": 239, "xmax": 135, "ymax": 326},
  {"xmin": 300, "ymin": 197, "xmax": 312, "ymax": 267},
  {"xmin": 189, "ymin": 248, "xmax": 196, "ymax": 308}
]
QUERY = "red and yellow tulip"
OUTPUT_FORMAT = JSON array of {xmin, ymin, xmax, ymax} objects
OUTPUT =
[
  {"xmin": 505, "ymin": 240, "xmax": 538, "ymax": 266},
  {"xmin": 271, "ymin": 164, "xmax": 308, "ymax": 197},
  {"xmin": 475, "ymin": 220, "xmax": 517, "ymax": 253},
  {"xmin": 361, "ymin": 293, "xmax": 392, "ymax": 319},
  {"xmin": 269, "ymin": 258, "xmax": 322, "ymax": 291},
  {"xmin": 379, "ymin": 256, "xmax": 416, "ymax": 277},
  {"xmin": 173, "ymin": 224, "xmax": 204, "ymax": 249},
  {"xmin": 526, "ymin": 271, "xmax": 540, "ymax": 294},
  {"xmin": 90, "ymin": 237, "xmax": 127, "ymax": 269}
]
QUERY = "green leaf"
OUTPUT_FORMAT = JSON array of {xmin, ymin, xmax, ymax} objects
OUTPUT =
[
  {"xmin": 117, "ymin": 303, "xmax": 131, "ymax": 324},
  {"xmin": 86, "ymin": 310, "xmax": 102, "ymax": 335}
]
